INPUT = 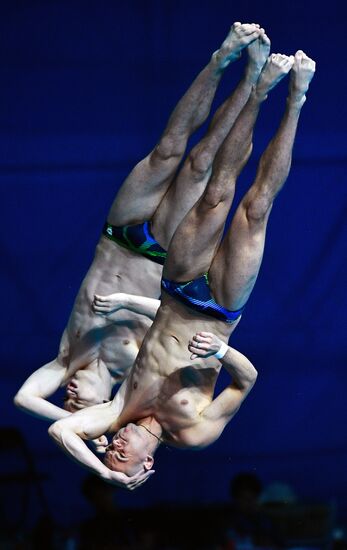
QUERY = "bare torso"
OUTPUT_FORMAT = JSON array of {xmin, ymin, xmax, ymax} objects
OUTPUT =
[
  {"xmin": 59, "ymin": 236, "xmax": 162, "ymax": 385},
  {"xmin": 118, "ymin": 292, "xmax": 240, "ymax": 445}
]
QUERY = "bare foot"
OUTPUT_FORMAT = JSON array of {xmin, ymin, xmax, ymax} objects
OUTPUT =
[
  {"xmin": 255, "ymin": 53, "xmax": 295, "ymax": 98},
  {"xmin": 245, "ymin": 30, "xmax": 271, "ymax": 83},
  {"xmin": 214, "ymin": 22, "xmax": 261, "ymax": 69},
  {"xmin": 288, "ymin": 50, "xmax": 316, "ymax": 107}
]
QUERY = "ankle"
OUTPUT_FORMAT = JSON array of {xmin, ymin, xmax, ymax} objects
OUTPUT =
[
  {"xmin": 211, "ymin": 48, "xmax": 239, "ymax": 73},
  {"xmin": 286, "ymin": 94, "xmax": 306, "ymax": 111},
  {"xmin": 251, "ymin": 85, "xmax": 268, "ymax": 103},
  {"xmin": 244, "ymin": 62, "xmax": 263, "ymax": 85}
]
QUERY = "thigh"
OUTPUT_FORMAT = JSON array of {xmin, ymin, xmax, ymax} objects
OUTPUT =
[
  {"xmin": 209, "ymin": 201, "xmax": 271, "ymax": 310},
  {"xmin": 107, "ymin": 149, "xmax": 182, "ymax": 227},
  {"xmin": 163, "ymin": 197, "xmax": 230, "ymax": 282},
  {"xmin": 151, "ymin": 159, "xmax": 212, "ymax": 249}
]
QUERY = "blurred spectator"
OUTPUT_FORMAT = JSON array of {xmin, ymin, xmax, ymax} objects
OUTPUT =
[
  {"xmin": 221, "ymin": 472, "xmax": 284, "ymax": 549},
  {"xmin": 77, "ymin": 474, "xmax": 131, "ymax": 549},
  {"xmin": 259, "ymin": 481, "xmax": 298, "ymax": 507}
]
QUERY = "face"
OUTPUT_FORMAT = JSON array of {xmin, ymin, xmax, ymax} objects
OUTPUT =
[
  {"xmin": 64, "ymin": 371, "xmax": 111, "ymax": 412},
  {"xmin": 104, "ymin": 424, "xmax": 154, "ymax": 477}
]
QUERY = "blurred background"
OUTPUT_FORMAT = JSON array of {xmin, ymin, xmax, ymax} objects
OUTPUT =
[{"xmin": 1, "ymin": 0, "xmax": 346, "ymax": 548}]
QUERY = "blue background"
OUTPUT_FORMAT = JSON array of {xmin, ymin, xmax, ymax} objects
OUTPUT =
[{"xmin": 1, "ymin": 0, "xmax": 346, "ymax": 532}]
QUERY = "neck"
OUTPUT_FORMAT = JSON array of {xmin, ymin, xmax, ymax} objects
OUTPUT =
[{"xmin": 137, "ymin": 417, "xmax": 163, "ymax": 445}]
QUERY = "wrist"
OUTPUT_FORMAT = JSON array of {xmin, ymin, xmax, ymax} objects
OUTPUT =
[
  {"xmin": 118, "ymin": 292, "xmax": 129, "ymax": 309},
  {"xmin": 100, "ymin": 466, "xmax": 112, "ymax": 481},
  {"xmin": 214, "ymin": 342, "xmax": 229, "ymax": 360}
]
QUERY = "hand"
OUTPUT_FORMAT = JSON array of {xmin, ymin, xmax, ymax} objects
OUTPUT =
[
  {"xmin": 188, "ymin": 331, "xmax": 224, "ymax": 360},
  {"xmin": 90, "ymin": 435, "xmax": 109, "ymax": 454},
  {"xmin": 104, "ymin": 468, "xmax": 155, "ymax": 491},
  {"xmin": 92, "ymin": 293, "xmax": 126, "ymax": 315}
]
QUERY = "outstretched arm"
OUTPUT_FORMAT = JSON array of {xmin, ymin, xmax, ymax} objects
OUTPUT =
[
  {"xmin": 92, "ymin": 293, "xmax": 160, "ymax": 321},
  {"xmin": 48, "ymin": 379, "xmax": 153, "ymax": 490},
  {"xmin": 14, "ymin": 360, "xmax": 70, "ymax": 422}
]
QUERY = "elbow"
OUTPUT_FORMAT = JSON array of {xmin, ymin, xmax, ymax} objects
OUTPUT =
[
  {"xmin": 242, "ymin": 366, "xmax": 257, "ymax": 392},
  {"xmin": 48, "ymin": 420, "xmax": 64, "ymax": 444},
  {"xmin": 14, "ymin": 390, "xmax": 28, "ymax": 411},
  {"xmin": 248, "ymin": 367, "xmax": 258, "ymax": 389}
]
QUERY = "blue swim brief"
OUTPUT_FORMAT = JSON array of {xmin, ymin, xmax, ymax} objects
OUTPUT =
[{"xmin": 161, "ymin": 272, "xmax": 245, "ymax": 323}]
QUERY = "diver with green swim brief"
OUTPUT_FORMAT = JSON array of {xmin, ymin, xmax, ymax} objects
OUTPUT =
[{"xmin": 15, "ymin": 22, "xmax": 265, "ymax": 432}]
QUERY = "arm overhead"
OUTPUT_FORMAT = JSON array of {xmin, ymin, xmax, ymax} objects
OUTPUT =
[
  {"xmin": 48, "ymin": 378, "xmax": 152, "ymax": 490},
  {"xmin": 185, "ymin": 331, "xmax": 257, "ymax": 447},
  {"xmin": 48, "ymin": 400, "xmax": 119, "ymax": 479},
  {"xmin": 14, "ymin": 360, "xmax": 70, "ymax": 422},
  {"xmin": 92, "ymin": 293, "xmax": 160, "ymax": 321}
]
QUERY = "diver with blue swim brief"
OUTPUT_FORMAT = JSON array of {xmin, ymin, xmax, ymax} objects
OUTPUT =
[{"xmin": 48, "ymin": 48, "xmax": 316, "ymax": 492}]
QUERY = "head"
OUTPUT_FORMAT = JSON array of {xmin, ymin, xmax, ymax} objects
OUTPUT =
[
  {"xmin": 64, "ymin": 368, "xmax": 113, "ymax": 412},
  {"xmin": 104, "ymin": 423, "xmax": 160, "ymax": 477},
  {"xmin": 230, "ymin": 472, "xmax": 262, "ymax": 513}
]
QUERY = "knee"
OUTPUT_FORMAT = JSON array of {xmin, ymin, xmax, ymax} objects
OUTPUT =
[
  {"xmin": 188, "ymin": 145, "xmax": 213, "ymax": 179},
  {"xmin": 202, "ymin": 174, "xmax": 235, "ymax": 209},
  {"xmin": 152, "ymin": 134, "xmax": 187, "ymax": 162},
  {"xmin": 244, "ymin": 192, "xmax": 273, "ymax": 222}
]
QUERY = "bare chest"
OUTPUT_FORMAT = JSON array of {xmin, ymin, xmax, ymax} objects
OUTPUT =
[{"xmin": 125, "ymin": 361, "xmax": 217, "ymax": 433}]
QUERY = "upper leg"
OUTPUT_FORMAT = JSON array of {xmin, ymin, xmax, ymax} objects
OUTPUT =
[
  {"xmin": 163, "ymin": 170, "xmax": 237, "ymax": 282},
  {"xmin": 209, "ymin": 185, "xmax": 274, "ymax": 310},
  {"xmin": 151, "ymin": 139, "xmax": 215, "ymax": 249},
  {"xmin": 107, "ymin": 137, "xmax": 187, "ymax": 227}
]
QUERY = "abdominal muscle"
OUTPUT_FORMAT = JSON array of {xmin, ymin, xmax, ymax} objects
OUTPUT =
[{"xmin": 60, "ymin": 236, "xmax": 162, "ymax": 383}]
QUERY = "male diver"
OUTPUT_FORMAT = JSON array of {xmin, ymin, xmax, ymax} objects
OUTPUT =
[
  {"xmin": 15, "ymin": 23, "xmax": 266, "ymax": 426},
  {"xmin": 48, "ymin": 50, "xmax": 316, "ymax": 490}
]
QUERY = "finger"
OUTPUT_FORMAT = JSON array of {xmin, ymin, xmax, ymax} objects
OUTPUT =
[
  {"xmin": 94, "ymin": 307, "xmax": 111, "ymax": 313},
  {"xmin": 94, "ymin": 300, "xmax": 110, "ymax": 307},
  {"xmin": 188, "ymin": 346, "xmax": 208, "ymax": 356},
  {"xmin": 190, "ymin": 353, "xmax": 198, "ymax": 360},
  {"xmin": 190, "ymin": 341, "xmax": 210, "ymax": 350},
  {"xmin": 94, "ymin": 294, "xmax": 109, "ymax": 302},
  {"xmin": 192, "ymin": 334, "xmax": 211, "ymax": 342},
  {"xmin": 129, "ymin": 472, "xmax": 154, "ymax": 489},
  {"xmin": 196, "ymin": 331, "xmax": 214, "ymax": 338},
  {"xmin": 193, "ymin": 335, "xmax": 212, "ymax": 345}
]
